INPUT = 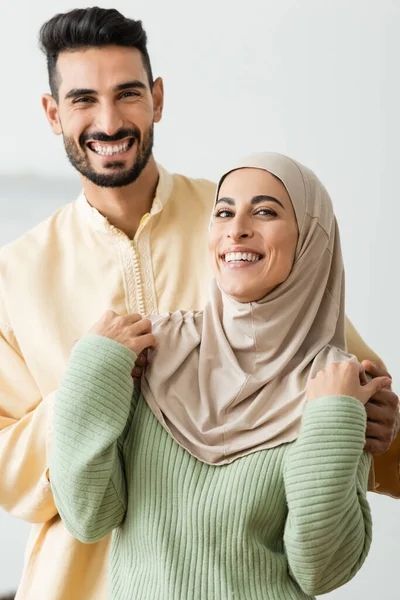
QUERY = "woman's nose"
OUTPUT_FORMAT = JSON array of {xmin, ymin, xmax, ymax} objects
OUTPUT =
[{"xmin": 227, "ymin": 219, "xmax": 253, "ymax": 241}]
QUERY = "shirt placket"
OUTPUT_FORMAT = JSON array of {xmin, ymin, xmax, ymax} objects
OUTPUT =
[
  {"xmin": 107, "ymin": 200, "xmax": 162, "ymax": 316},
  {"xmin": 131, "ymin": 241, "xmax": 146, "ymax": 315}
]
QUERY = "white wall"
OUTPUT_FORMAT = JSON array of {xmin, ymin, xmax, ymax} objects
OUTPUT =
[{"xmin": 0, "ymin": 0, "xmax": 399, "ymax": 597}]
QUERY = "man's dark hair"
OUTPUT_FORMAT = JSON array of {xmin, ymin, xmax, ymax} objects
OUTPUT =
[{"xmin": 39, "ymin": 7, "xmax": 153, "ymax": 102}]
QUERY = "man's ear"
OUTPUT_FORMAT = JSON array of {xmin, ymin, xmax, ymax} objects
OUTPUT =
[
  {"xmin": 42, "ymin": 94, "xmax": 63, "ymax": 135},
  {"xmin": 152, "ymin": 77, "xmax": 164, "ymax": 123}
]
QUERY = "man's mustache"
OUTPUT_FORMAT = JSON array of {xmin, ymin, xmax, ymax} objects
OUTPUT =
[{"xmin": 80, "ymin": 128, "xmax": 141, "ymax": 147}]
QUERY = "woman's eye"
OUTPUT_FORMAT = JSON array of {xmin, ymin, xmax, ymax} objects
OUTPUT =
[
  {"xmin": 255, "ymin": 208, "xmax": 278, "ymax": 217},
  {"xmin": 213, "ymin": 207, "xmax": 277, "ymax": 219},
  {"xmin": 214, "ymin": 209, "xmax": 234, "ymax": 219}
]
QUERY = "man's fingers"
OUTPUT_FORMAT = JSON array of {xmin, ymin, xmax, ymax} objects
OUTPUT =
[
  {"xmin": 366, "ymin": 421, "xmax": 386, "ymax": 439},
  {"xmin": 132, "ymin": 351, "xmax": 148, "ymax": 378},
  {"xmin": 364, "ymin": 376, "xmax": 392, "ymax": 400},
  {"xmin": 364, "ymin": 437, "xmax": 388, "ymax": 455},
  {"xmin": 135, "ymin": 352, "xmax": 148, "ymax": 367},
  {"xmin": 365, "ymin": 402, "xmax": 389, "ymax": 423},
  {"xmin": 361, "ymin": 359, "xmax": 391, "ymax": 380},
  {"xmin": 366, "ymin": 390, "xmax": 399, "ymax": 412},
  {"xmin": 132, "ymin": 366, "xmax": 143, "ymax": 378}
]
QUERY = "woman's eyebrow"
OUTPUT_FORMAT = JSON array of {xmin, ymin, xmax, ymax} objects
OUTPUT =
[
  {"xmin": 251, "ymin": 195, "xmax": 285, "ymax": 209},
  {"xmin": 215, "ymin": 197, "xmax": 235, "ymax": 206},
  {"xmin": 215, "ymin": 195, "xmax": 285, "ymax": 209}
]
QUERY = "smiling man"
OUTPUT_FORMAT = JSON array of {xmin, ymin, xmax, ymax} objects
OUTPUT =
[
  {"xmin": 45, "ymin": 49, "xmax": 158, "ymax": 193},
  {"xmin": 41, "ymin": 17, "xmax": 165, "ymax": 241},
  {"xmin": 0, "ymin": 7, "xmax": 399, "ymax": 600}
]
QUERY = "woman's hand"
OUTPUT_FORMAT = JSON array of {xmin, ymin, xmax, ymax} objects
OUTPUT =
[
  {"xmin": 307, "ymin": 361, "xmax": 392, "ymax": 405},
  {"xmin": 88, "ymin": 310, "xmax": 157, "ymax": 356}
]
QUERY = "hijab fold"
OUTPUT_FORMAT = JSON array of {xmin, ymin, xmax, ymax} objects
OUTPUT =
[{"xmin": 142, "ymin": 152, "xmax": 354, "ymax": 465}]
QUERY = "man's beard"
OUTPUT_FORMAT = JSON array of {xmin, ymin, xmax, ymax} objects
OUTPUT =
[{"xmin": 63, "ymin": 124, "xmax": 154, "ymax": 188}]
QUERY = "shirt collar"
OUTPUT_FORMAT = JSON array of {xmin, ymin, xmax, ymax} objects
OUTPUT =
[{"xmin": 75, "ymin": 163, "xmax": 174, "ymax": 234}]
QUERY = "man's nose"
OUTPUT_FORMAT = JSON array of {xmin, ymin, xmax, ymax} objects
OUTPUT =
[{"xmin": 94, "ymin": 101, "xmax": 124, "ymax": 137}]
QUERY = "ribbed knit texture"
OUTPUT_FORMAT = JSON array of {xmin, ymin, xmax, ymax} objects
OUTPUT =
[{"xmin": 51, "ymin": 335, "xmax": 372, "ymax": 600}]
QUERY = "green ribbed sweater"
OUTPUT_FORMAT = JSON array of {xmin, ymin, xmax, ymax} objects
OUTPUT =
[{"xmin": 50, "ymin": 335, "xmax": 372, "ymax": 600}]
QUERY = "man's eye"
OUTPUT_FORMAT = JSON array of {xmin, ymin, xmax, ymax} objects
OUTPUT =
[
  {"xmin": 119, "ymin": 91, "xmax": 140, "ymax": 99},
  {"xmin": 73, "ymin": 97, "xmax": 95, "ymax": 104}
]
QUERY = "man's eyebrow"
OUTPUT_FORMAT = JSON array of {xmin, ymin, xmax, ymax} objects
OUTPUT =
[
  {"xmin": 65, "ymin": 88, "xmax": 97, "ymax": 100},
  {"xmin": 64, "ymin": 80, "xmax": 147, "ymax": 101},
  {"xmin": 113, "ymin": 80, "xmax": 147, "ymax": 92},
  {"xmin": 215, "ymin": 195, "xmax": 285, "ymax": 208}
]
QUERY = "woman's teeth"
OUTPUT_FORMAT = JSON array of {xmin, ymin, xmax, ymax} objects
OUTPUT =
[
  {"xmin": 91, "ymin": 140, "xmax": 132, "ymax": 156},
  {"xmin": 224, "ymin": 252, "xmax": 261, "ymax": 263}
]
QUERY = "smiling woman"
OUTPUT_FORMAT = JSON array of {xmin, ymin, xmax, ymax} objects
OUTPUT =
[
  {"xmin": 49, "ymin": 152, "xmax": 388, "ymax": 600},
  {"xmin": 209, "ymin": 167, "xmax": 298, "ymax": 302}
]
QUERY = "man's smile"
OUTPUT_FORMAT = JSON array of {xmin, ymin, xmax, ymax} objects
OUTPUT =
[{"xmin": 86, "ymin": 137, "xmax": 136, "ymax": 157}]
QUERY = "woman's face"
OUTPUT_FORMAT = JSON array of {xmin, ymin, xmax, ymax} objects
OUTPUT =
[{"xmin": 209, "ymin": 167, "xmax": 299, "ymax": 303}]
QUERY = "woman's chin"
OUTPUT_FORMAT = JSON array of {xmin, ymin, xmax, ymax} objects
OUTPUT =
[{"xmin": 219, "ymin": 281, "xmax": 267, "ymax": 303}]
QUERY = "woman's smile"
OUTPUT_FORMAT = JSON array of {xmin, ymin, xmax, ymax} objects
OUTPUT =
[
  {"xmin": 220, "ymin": 246, "xmax": 265, "ymax": 269},
  {"xmin": 209, "ymin": 167, "xmax": 298, "ymax": 302}
]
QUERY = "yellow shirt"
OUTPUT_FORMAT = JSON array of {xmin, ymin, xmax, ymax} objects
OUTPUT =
[{"xmin": 0, "ymin": 165, "xmax": 397, "ymax": 600}]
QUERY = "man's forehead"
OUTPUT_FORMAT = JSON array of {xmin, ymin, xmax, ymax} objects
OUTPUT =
[{"xmin": 57, "ymin": 46, "xmax": 147, "ymax": 93}]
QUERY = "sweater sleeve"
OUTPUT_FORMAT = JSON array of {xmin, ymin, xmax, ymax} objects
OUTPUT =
[
  {"xmin": 283, "ymin": 395, "xmax": 372, "ymax": 597},
  {"xmin": 50, "ymin": 334, "xmax": 137, "ymax": 544}
]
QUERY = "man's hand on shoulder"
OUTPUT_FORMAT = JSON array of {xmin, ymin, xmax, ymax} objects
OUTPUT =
[{"xmin": 362, "ymin": 360, "xmax": 400, "ymax": 455}]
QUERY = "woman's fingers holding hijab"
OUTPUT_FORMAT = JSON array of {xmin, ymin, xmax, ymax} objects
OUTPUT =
[
  {"xmin": 307, "ymin": 361, "xmax": 392, "ymax": 405},
  {"xmin": 87, "ymin": 310, "xmax": 157, "ymax": 356},
  {"xmin": 307, "ymin": 360, "xmax": 398, "ymax": 453}
]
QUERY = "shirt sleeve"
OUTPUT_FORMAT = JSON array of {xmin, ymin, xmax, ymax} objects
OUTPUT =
[
  {"xmin": 345, "ymin": 316, "xmax": 400, "ymax": 498},
  {"xmin": 0, "ymin": 319, "xmax": 58, "ymax": 523},
  {"xmin": 345, "ymin": 316, "xmax": 386, "ymax": 369},
  {"xmin": 283, "ymin": 395, "xmax": 372, "ymax": 597},
  {"xmin": 50, "ymin": 334, "xmax": 137, "ymax": 543}
]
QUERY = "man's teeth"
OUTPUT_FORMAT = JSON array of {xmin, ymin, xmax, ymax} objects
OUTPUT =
[
  {"xmin": 224, "ymin": 252, "xmax": 261, "ymax": 263},
  {"xmin": 91, "ymin": 141, "xmax": 132, "ymax": 156}
]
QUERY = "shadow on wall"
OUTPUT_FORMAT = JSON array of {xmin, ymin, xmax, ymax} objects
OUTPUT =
[{"xmin": 0, "ymin": 594, "xmax": 16, "ymax": 600}]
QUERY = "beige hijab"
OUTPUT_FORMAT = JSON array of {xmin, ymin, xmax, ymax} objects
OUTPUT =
[{"xmin": 142, "ymin": 152, "xmax": 354, "ymax": 465}]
